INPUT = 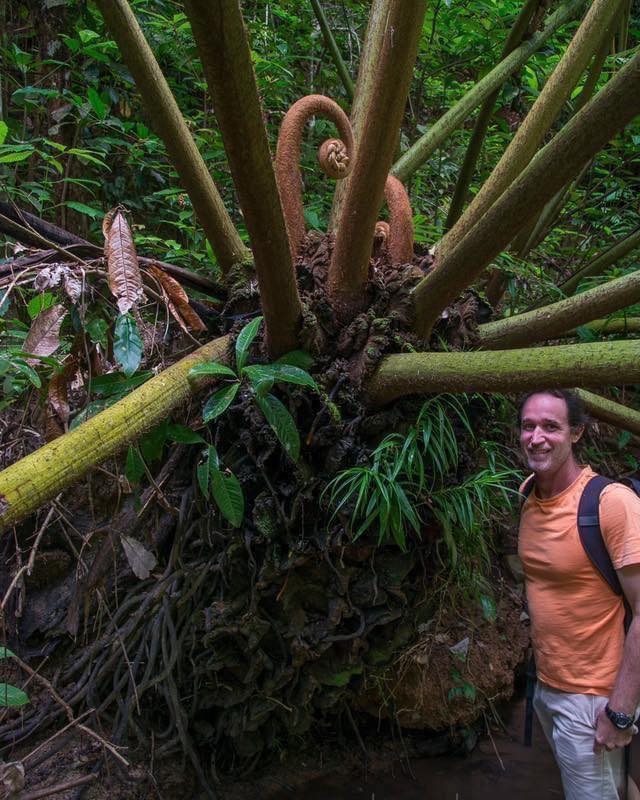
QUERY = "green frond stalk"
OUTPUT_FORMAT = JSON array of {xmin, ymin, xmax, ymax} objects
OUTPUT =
[
  {"xmin": 367, "ymin": 341, "xmax": 640, "ymax": 406},
  {"xmin": 392, "ymin": 0, "xmax": 588, "ymax": 184},
  {"xmin": 94, "ymin": 0, "xmax": 248, "ymax": 270},
  {"xmin": 477, "ymin": 268, "xmax": 640, "ymax": 349},
  {"xmin": 0, "ymin": 337, "xmax": 230, "ymax": 533},
  {"xmin": 184, "ymin": 0, "xmax": 302, "ymax": 358},
  {"xmin": 439, "ymin": 0, "xmax": 625, "ymax": 261},
  {"xmin": 560, "ymin": 228, "xmax": 640, "ymax": 296},
  {"xmin": 577, "ymin": 389, "xmax": 640, "ymax": 437},
  {"xmin": 310, "ymin": 0, "xmax": 355, "ymax": 100},
  {"xmin": 411, "ymin": 53, "xmax": 640, "ymax": 339}
]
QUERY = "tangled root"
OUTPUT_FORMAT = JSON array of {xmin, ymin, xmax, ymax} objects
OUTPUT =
[{"xmin": 275, "ymin": 95, "xmax": 355, "ymax": 260}]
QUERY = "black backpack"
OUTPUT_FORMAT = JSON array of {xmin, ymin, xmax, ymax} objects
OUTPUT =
[{"xmin": 521, "ymin": 474, "xmax": 640, "ymax": 748}]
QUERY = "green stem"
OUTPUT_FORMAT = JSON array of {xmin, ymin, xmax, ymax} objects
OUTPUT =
[
  {"xmin": 94, "ymin": 0, "xmax": 248, "ymax": 271},
  {"xmin": 392, "ymin": 0, "xmax": 588, "ymax": 184},
  {"xmin": 367, "ymin": 341, "xmax": 640, "ymax": 405},
  {"xmin": 0, "ymin": 337, "xmax": 230, "ymax": 533},
  {"xmin": 184, "ymin": 0, "xmax": 302, "ymax": 358},
  {"xmin": 577, "ymin": 389, "xmax": 640, "ymax": 437},
  {"xmin": 310, "ymin": 0, "xmax": 355, "ymax": 100},
  {"xmin": 560, "ymin": 228, "xmax": 640, "ymax": 296},
  {"xmin": 411, "ymin": 53, "xmax": 640, "ymax": 339},
  {"xmin": 440, "ymin": 0, "xmax": 625, "ymax": 260},
  {"xmin": 445, "ymin": 0, "xmax": 541, "ymax": 231},
  {"xmin": 477, "ymin": 268, "xmax": 640, "ymax": 349}
]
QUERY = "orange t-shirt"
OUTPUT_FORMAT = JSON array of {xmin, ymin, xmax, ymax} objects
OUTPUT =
[{"xmin": 519, "ymin": 466, "xmax": 640, "ymax": 695}]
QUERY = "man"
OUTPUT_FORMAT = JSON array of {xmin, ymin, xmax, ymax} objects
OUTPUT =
[{"xmin": 518, "ymin": 389, "xmax": 640, "ymax": 799}]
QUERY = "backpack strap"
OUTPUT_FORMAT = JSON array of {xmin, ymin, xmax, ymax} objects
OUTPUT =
[
  {"xmin": 578, "ymin": 474, "xmax": 633, "ymax": 631},
  {"xmin": 520, "ymin": 474, "xmax": 536, "ymax": 503}
]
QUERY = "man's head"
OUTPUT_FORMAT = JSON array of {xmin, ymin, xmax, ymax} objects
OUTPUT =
[{"xmin": 518, "ymin": 390, "xmax": 588, "ymax": 478}]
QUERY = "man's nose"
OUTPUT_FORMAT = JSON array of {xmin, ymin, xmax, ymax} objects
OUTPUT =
[{"xmin": 530, "ymin": 427, "xmax": 544, "ymax": 445}]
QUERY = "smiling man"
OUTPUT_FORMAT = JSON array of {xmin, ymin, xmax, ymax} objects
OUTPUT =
[{"xmin": 518, "ymin": 389, "xmax": 640, "ymax": 800}]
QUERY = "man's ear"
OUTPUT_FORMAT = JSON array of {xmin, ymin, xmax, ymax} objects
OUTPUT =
[{"xmin": 571, "ymin": 425, "xmax": 585, "ymax": 444}]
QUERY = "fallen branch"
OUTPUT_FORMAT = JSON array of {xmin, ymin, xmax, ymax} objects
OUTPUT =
[{"xmin": 577, "ymin": 389, "xmax": 640, "ymax": 437}]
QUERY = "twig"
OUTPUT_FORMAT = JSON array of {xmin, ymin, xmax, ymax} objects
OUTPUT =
[
  {"xmin": 19, "ymin": 773, "xmax": 97, "ymax": 800},
  {"xmin": 484, "ymin": 711, "xmax": 506, "ymax": 771},
  {"xmin": 22, "ymin": 707, "xmax": 95, "ymax": 765}
]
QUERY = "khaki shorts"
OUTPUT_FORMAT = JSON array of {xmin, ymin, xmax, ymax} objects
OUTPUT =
[{"xmin": 534, "ymin": 680, "xmax": 628, "ymax": 800}]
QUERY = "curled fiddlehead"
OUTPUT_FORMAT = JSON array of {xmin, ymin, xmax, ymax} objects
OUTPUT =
[
  {"xmin": 378, "ymin": 175, "xmax": 414, "ymax": 266},
  {"xmin": 275, "ymin": 94, "xmax": 355, "ymax": 260}
]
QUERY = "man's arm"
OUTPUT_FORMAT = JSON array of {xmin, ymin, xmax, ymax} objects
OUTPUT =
[{"xmin": 594, "ymin": 564, "xmax": 640, "ymax": 752}]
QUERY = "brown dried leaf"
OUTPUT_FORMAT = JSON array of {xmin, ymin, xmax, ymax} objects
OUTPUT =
[
  {"xmin": 148, "ymin": 265, "xmax": 206, "ymax": 333},
  {"xmin": 48, "ymin": 369, "xmax": 70, "ymax": 424},
  {"xmin": 24, "ymin": 304, "xmax": 67, "ymax": 364},
  {"xmin": 121, "ymin": 535, "xmax": 157, "ymax": 580},
  {"xmin": 104, "ymin": 208, "xmax": 143, "ymax": 314}
]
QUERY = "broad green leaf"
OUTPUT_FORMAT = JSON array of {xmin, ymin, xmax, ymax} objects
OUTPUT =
[
  {"xmin": 235, "ymin": 315, "xmax": 263, "ymax": 371},
  {"xmin": 27, "ymin": 292, "xmax": 55, "ymax": 320},
  {"xmin": 276, "ymin": 350, "xmax": 314, "ymax": 370},
  {"xmin": 243, "ymin": 364, "xmax": 317, "ymax": 395},
  {"xmin": 89, "ymin": 371, "xmax": 151, "ymax": 398},
  {"xmin": 64, "ymin": 201, "xmax": 103, "ymax": 219},
  {"xmin": 140, "ymin": 422, "xmax": 168, "ymax": 464},
  {"xmin": 202, "ymin": 382, "xmax": 240, "ymax": 422},
  {"xmin": 167, "ymin": 424, "xmax": 206, "ymax": 444},
  {"xmin": 0, "ymin": 149, "xmax": 33, "ymax": 164},
  {"xmin": 0, "ymin": 121, "xmax": 7, "ymax": 145},
  {"xmin": 114, "ymin": 313, "xmax": 143, "ymax": 377},
  {"xmin": 13, "ymin": 360, "xmax": 41, "ymax": 388},
  {"xmin": 86, "ymin": 317, "xmax": 109, "ymax": 348},
  {"xmin": 210, "ymin": 466, "xmax": 244, "ymax": 528},
  {"xmin": 188, "ymin": 362, "xmax": 237, "ymax": 380},
  {"xmin": 0, "ymin": 683, "xmax": 29, "ymax": 707},
  {"xmin": 87, "ymin": 86, "xmax": 107, "ymax": 119},
  {"xmin": 125, "ymin": 446, "xmax": 145, "ymax": 485},
  {"xmin": 256, "ymin": 393, "xmax": 300, "ymax": 461},
  {"xmin": 0, "ymin": 646, "xmax": 16, "ymax": 659}
]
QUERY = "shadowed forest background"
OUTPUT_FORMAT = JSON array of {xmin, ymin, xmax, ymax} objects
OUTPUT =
[{"xmin": 0, "ymin": 1, "xmax": 639, "ymax": 798}]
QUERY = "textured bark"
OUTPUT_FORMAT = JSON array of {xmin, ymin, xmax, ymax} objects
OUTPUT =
[
  {"xmin": 382, "ymin": 175, "xmax": 414, "ymax": 265},
  {"xmin": 577, "ymin": 389, "xmax": 640, "ymax": 436},
  {"xmin": 560, "ymin": 228, "xmax": 640, "ymax": 296},
  {"xmin": 0, "ymin": 336, "xmax": 230, "ymax": 533},
  {"xmin": 94, "ymin": 0, "xmax": 248, "ymax": 271},
  {"xmin": 275, "ymin": 95, "xmax": 354, "ymax": 261},
  {"xmin": 558, "ymin": 318, "xmax": 640, "ymax": 337},
  {"xmin": 392, "ymin": 0, "xmax": 588, "ymax": 184},
  {"xmin": 412, "ymin": 53, "xmax": 640, "ymax": 339},
  {"xmin": 367, "ymin": 341, "xmax": 640, "ymax": 405},
  {"xmin": 310, "ymin": 0, "xmax": 355, "ymax": 100},
  {"xmin": 445, "ymin": 0, "xmax": 541, "ymax": 230},
  {"xmin": 329, "ymin": 0, "xmax": 393, "ymax": 231},
  {"xmin": 477, "ymin": 269, "xmax": 640, "ymax": 349},
  {"xmin": 184, "ymin": 0, "xmax": 302, "ymax": 358},
  {"xmin": 438, "ymin": 0, "xmax": 624, "ymax": 260},
  {"xmin": 577, "ymin": 389, "xmax": 640, "ymax": 437},
  {"xmin": 327, "ymin": 0, "xmax": 427, "ymax": 315}
]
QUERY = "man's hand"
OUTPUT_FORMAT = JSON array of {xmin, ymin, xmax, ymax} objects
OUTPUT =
[{"xmin": 594, "ymin": 708, "xmax": 636, "ymax": 752}]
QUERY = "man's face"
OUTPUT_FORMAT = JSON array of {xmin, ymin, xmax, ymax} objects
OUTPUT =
[{"xmin": 519, "ymin": 393, "xmax": 583, "ymax": 477}]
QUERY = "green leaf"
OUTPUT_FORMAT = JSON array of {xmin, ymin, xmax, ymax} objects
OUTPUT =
[
  {"xmin": 167, "ymin": 424, "xmax": 206, "ymax": 444},
  {"xmin": 480, "ymin": 594, "xmax": 497, "ymax": 623},
  {"xmin": 140, "ymin": 422, "xmax": 168, "ymax": 464},
  {"xmin": 64, "ymin": 201, "xmax": 103, "ymax": 219},
  {"xmin": 235, "ymin": 315, "xmax": 263, "ymax": 371},
  {"xmin": 0, "ymin": 646, "xmax": 16, "ymax": 659},
  {"xmin": 0, "ymin": 683, "xmax": 30, "ymax": 707},
  {"xmin": 243, "ymin": 364, "xmax": 317, "ymax": 395},
  {"xmin": 210, "ymin": 466, "xmax": 244, "ymax": 527},
  {"xmin": 0, "ymin": 121, "xmax": 7, "ymax": 146},
  {"xmin": 276, "ymin": 350, "xmax": 314, "ymax": 370},
  {"xmin": 256, "ymin": 393, "xmax": 300, "ymax": 461},
  {"xmin": 0, "ymin": 148, "xmax": 33, "ymax": 164},
  {"xmin": 87, "ymin": 86, "xmax": 107, "ymax": 119},
  {"xmin": 125, "ymin": 446, "xmax": 145, "ymax": 485},
  {"xmin": 27, "ymin": 292, "xmax": 55, "ymax": 320},
  {"xmin": 89, "ymin": 371, "xmax": 151, "ymax": 398},
  {"xmin": 202, "ymin": 382, "xmax": 240, "ymax": 422},
  {"xmin": 188, "ymin": 362, "xmax": 237, "ymax": 380},
  {"xmin": 114, "ymin": 314, "xmax": 143, "ymax": 377},
  {"xmin": 197, "ymin": 455, "xmax": 210, "ymax": 498},
  {"xmin": 86, "ymin": 317, "xmax": 108, "ymax": 348},
  {"xmin": 13, "ymin": 360, "xmax": 41, "ymax": 388}
]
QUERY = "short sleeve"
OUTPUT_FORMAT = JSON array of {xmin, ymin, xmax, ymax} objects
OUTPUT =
[{"xmin": 599, "ymin": 484, "xmax": 640, "ymax": 569}]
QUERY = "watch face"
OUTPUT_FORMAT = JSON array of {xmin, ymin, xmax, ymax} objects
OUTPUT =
[{"xmin": 605, "ymin": 705, "xmax": 634, "ymax": 730}]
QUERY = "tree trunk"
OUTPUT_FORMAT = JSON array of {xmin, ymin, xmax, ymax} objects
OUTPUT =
[
  {"xmin": 444, "ymin": 0, "xmax": 541, "ymax": 231},
  {"xmin": 0, "ymin": 337, "xmax": 230, "ymax": 533},
  {"xmin": 477, "ymin": 268, "xmax": 640, "ymax": 349},
  {"xmin": 558, "ymin": 318, "xmax": 640, "ymax": 337},
  {"xmin": 184, "ymin": 0, "xmax": 302, "ymax": 358},
  {"xmin": 411, "ymin": 53, "xmax": 640, "ymax": 339},
  {"xmin": 577, "ymin": 389, "xmax": 640, "ymax": 437},
  {"xmin": 438, "ymin": 0, "xmax": 624, "ymax": 261},
  {"xmin": 310, "ymin": 0, "xmax": 355, "ymax": 100},
  {"xmin": 367, "ymin": 340, "xmax": 640, "ymax": 405},
  {"xmin": 560, "ymin": 227, "xmax": 640, "ymax": 296},
  {"xmin": 94, "ymin": 0, "xmax": 248, "ymax": 271},
  {"xmin": 328, "ymin": 0, "xmax": 394, "ymax": 232},
  {"xmin": 327, "ymin": 0, "xmax": 426, "ymax": 316},
  {"xmin": 391, "ymin": 0, "xmax": 588, "ymax": 183}
]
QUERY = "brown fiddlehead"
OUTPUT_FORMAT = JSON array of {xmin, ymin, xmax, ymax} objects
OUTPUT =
[
  {"xmin": 378, "ymin": 175, "xmax": 414, "ymax": 266},
  {"xmin": 275, "ymin": 94, "xmax": 355, "ymax": 260}
]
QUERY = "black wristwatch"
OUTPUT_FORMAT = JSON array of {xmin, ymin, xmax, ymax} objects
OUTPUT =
[{"xmin": 605, "ymin": 704, "xmax": 636, "ymax": 731}]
